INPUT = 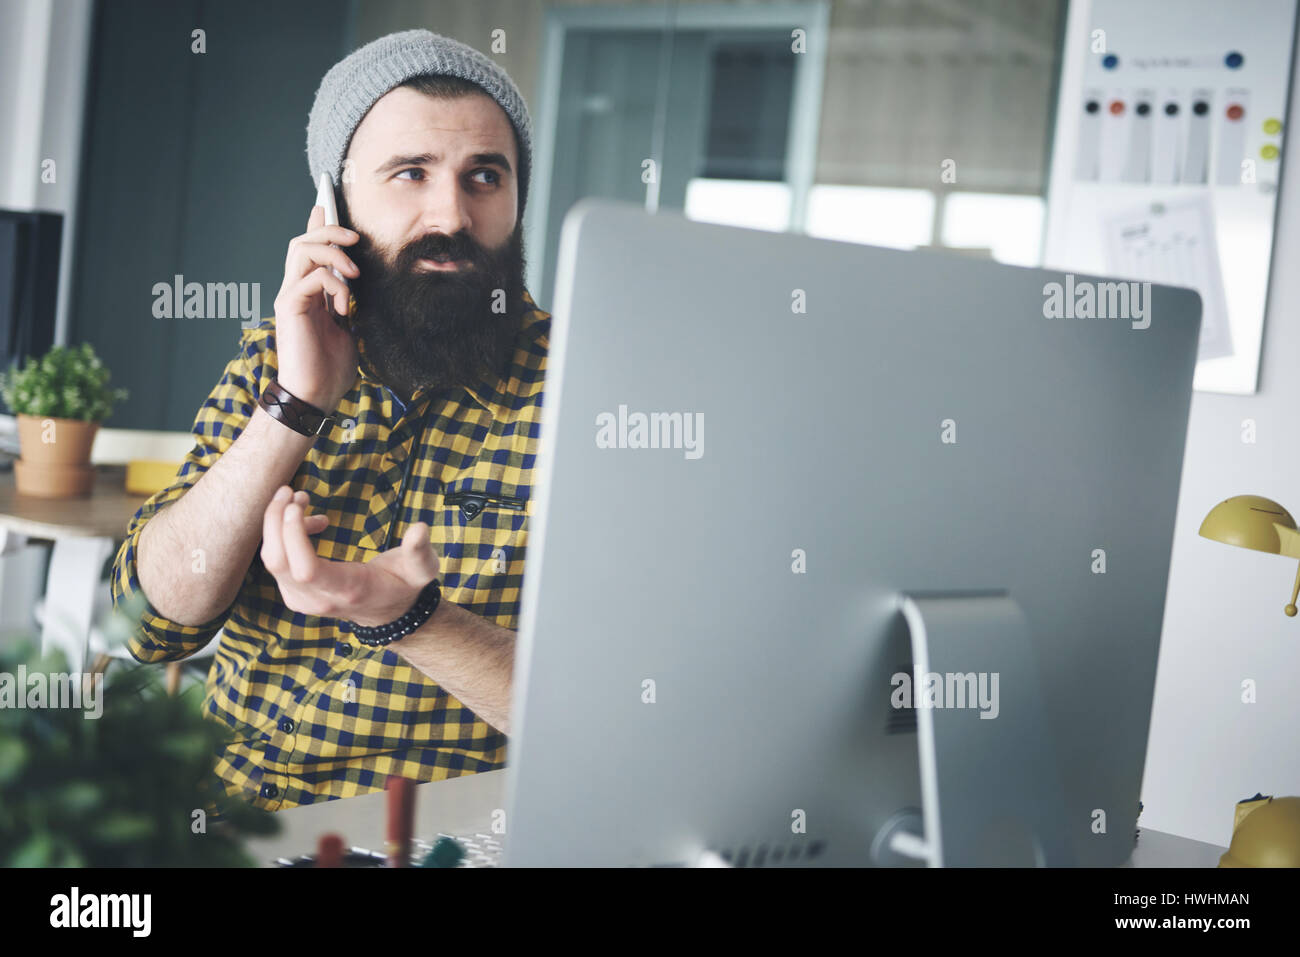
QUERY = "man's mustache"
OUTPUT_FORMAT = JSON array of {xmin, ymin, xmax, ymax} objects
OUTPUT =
[{"xmin": 396, "ymin": 232, "xmax": 483, "ymax": 268}]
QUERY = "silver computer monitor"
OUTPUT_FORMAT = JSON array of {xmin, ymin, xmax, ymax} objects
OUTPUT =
[{"xmin": 503, "ymin": 199, "xmax": 1200, "ymax": 866}]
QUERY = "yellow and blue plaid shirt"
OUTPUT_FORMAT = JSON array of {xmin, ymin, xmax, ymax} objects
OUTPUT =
[{"xmin": 110, "ymin": 290, "xmax": 548, "ymax": 811}]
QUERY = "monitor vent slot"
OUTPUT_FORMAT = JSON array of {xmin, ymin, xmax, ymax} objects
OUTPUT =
[{"xmin": 709, "ymin": 839, "xmax": 826, "ymax": 867}]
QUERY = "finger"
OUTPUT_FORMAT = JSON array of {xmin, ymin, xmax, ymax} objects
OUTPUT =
[
  {"xmin": 282, "ymin": 501, "xmax": 324, "ymax": 584},
  {"xmin": 400, "ymin": 522, "xmax": 441, "ymax": 584},
  {"xmin": 289, "ymin": 243, "xmax": 359, "ymax": 283},
  {"xmin": 285, "ymin": 205, "xmax": 325, "ymax": 272},
  {"xmin": 299, "ymin": 224, "xmax": 359, "ymax": 247},
  {"xmin": 290, "ymin": 491, "xmax": 330, "ymax": 534},
  {"xmin": 293, "ymin": 266, "xmax": 351, "ymax": 314},
  {"xmin": 260, "ymin": 486, "xmax": 293, "ymax": 574},
  {"xmin": 314, "ymin": 265, "xmax": 350, "ymax": 317}
]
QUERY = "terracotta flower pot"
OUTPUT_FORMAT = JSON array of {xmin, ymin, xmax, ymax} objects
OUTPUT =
[{"xmin": 14, "ymin": 414, "xmax": 100, "ymax": 498}]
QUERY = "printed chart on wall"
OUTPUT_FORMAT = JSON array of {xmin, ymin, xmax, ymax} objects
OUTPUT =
[{"xmin": 1043, "ymin": 0, "xmax": 1298, "ymax": 394}]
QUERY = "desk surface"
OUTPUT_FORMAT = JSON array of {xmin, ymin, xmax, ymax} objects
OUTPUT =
[
  {"xmin": 243, "ymin": 770, "xmax": 1227, "ymax": 867},
  {"xmin": 1123, "ymin": 827, "xmax": 1227, "ymax": 868},
  {"xmin": 0, "ymin": 465, "xmax": 145, "ymax": 539},
  {"xmin": 244, "ymin": 769, "xmax": 507, "ymax": 865}
]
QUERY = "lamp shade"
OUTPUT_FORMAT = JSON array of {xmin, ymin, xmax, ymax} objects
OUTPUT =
[{"xmin": 1199, "ymin": 495, "xmax": 1296, "ymax": 554}]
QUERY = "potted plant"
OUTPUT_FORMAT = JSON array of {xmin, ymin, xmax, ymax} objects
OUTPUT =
[{"xmin": 0, "ymin": 342, "xmax": 127, "ymax": 498}]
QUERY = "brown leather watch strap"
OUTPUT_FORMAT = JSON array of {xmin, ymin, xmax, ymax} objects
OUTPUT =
[{"xmin": 258, "ymin": 378, "xmax": 336, "ymax": 437}]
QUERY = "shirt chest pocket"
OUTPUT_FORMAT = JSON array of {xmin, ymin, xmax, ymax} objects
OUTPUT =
[
  {"xmin": 433, "ymin": 480, "xmax": 530, "ymax": 613},
  {"xmin": 433, "ymin": 479, "xmax": 530, "ymax": 555},
  {"xmin": 442, "ymin": 487, "xmax": 528, "ymax": 523}
]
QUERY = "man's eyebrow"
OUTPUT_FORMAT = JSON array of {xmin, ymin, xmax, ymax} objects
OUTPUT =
[{"xmin": 373, "ymin": 151, "xmax": 513, "ymax": 176}]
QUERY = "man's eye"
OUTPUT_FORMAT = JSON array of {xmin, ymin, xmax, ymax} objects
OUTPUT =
[
  {"xmin": 396, "ymin": 168, "xmax": 424, "ymax": 181},
  {"xmin": 472, "ymin": 169, "xmax": 500, "ymax": 185}
]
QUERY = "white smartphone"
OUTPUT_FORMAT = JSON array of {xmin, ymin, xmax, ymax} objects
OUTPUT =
[{"xmin": 315, "ymin": 172, "xmax": 349, "ymax": 312}]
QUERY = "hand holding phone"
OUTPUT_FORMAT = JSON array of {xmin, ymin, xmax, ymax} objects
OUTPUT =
[{"xmin": 269, "ymin": 178, "xmax": 362, "ymax": 411}]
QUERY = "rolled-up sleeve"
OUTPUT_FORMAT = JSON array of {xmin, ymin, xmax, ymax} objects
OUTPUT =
[{"xmin": 110, "ymin": 323, "xmax": 277, "ymax": 663}]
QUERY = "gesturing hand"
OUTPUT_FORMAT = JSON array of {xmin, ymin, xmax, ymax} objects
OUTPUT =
[{"xmin": 260, "ymin": 487, "xmax": 441, "ymax": 628}]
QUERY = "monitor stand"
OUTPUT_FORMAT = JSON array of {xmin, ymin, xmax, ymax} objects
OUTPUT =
[{"xmin": 879, "ymin": 591, "xmax": 1077, "ymax": 866}]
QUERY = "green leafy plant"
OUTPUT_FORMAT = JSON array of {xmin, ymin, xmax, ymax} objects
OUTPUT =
[
  {"xmin": 0, "ymin": 599, "xmax": 280, "ymax": 866},
  {"xmin": 0, "ymin": 342, "xmax": 128, "ymax": 422}
]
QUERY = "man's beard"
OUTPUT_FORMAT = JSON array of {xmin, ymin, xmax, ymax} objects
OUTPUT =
[{"xmin": 343, "ymin": 220, "xmax": 527, "ymax": 399}]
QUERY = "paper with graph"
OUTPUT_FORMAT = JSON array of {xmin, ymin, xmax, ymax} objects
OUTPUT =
[{"xmin": 1102, "ymin": 197, "xmax": 1233, "ymax": 361}]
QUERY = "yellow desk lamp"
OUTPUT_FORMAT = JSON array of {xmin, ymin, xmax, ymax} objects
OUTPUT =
[
  {"xmin": 1199, "ymin": 495, "xmax": 1300, "ymax": 617},
  {"xmin": 1199, "ymin": 497, "xmax": 1300, "ymax": 867}
]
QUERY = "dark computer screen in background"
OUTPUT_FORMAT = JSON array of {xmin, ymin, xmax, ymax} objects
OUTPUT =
[{"xmin": 0, "ymin": 209, "xmax": 62, "ymax": 403}]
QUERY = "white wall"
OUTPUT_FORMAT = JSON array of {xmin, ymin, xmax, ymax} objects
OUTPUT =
[{"xmin": 1141, "ymin": 47, "xmax": 1300, "ymax": 846}]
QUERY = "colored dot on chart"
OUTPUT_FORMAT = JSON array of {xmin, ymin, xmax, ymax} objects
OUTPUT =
[
  {"xmin": 1260, "ymin": 144, "xmax": 1279, "ymax": 160},
  {"xmin": 1226, "ymin": 104, "xmax": 1245, "ymax": 121},
  {"xmin": 1109, "ymin": 100, "xmax": 1125, "ymax": 115},
  {"xmin": 1102, "ymin": 53, "xmax": 1119, "ymax": 69},
  {"xmin": 1263, "ymin": 118, "xmax": 1282, "ymax": 134},
  {"xmin": 1225, "ymin": 51, "xmax": 1244, "ymax": 69}
]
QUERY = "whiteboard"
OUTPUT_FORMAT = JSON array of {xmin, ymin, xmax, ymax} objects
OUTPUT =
[{"xmin": 1044, "ymin": 0, "xmax": 1298, "ymax": 394}]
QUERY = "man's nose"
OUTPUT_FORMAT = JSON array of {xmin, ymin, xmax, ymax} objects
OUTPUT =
[{"xmin": 422, "ymin": 172, "xmax": 472, "ymax": 237}]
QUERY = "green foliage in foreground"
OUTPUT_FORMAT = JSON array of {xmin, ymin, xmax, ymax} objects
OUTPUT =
[{"xmin": 0, "ymin": 614, "xmax": 279, "ymax": 866}]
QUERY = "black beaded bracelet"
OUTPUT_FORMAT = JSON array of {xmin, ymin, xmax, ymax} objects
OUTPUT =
[{"xmin": 344, "ymin": 578, "xmax": 442, "ymax": 647}]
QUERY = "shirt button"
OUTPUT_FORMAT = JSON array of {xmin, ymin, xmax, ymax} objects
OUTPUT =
[
  {"xmin": 278, "ymin": 717, "xmax": 295, "ymax": 733},
  {"xmin": 260, "ymin": 782, "xmax": 279, "ymax": 800},
  {"xmin": 336, "ymin": 642, "xmax": 351, "ymax": 656}
]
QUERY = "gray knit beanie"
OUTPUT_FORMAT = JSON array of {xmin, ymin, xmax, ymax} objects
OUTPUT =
[{"xmin": 306, "ymin": 29, "xmax": 533, "ymax": 219}]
